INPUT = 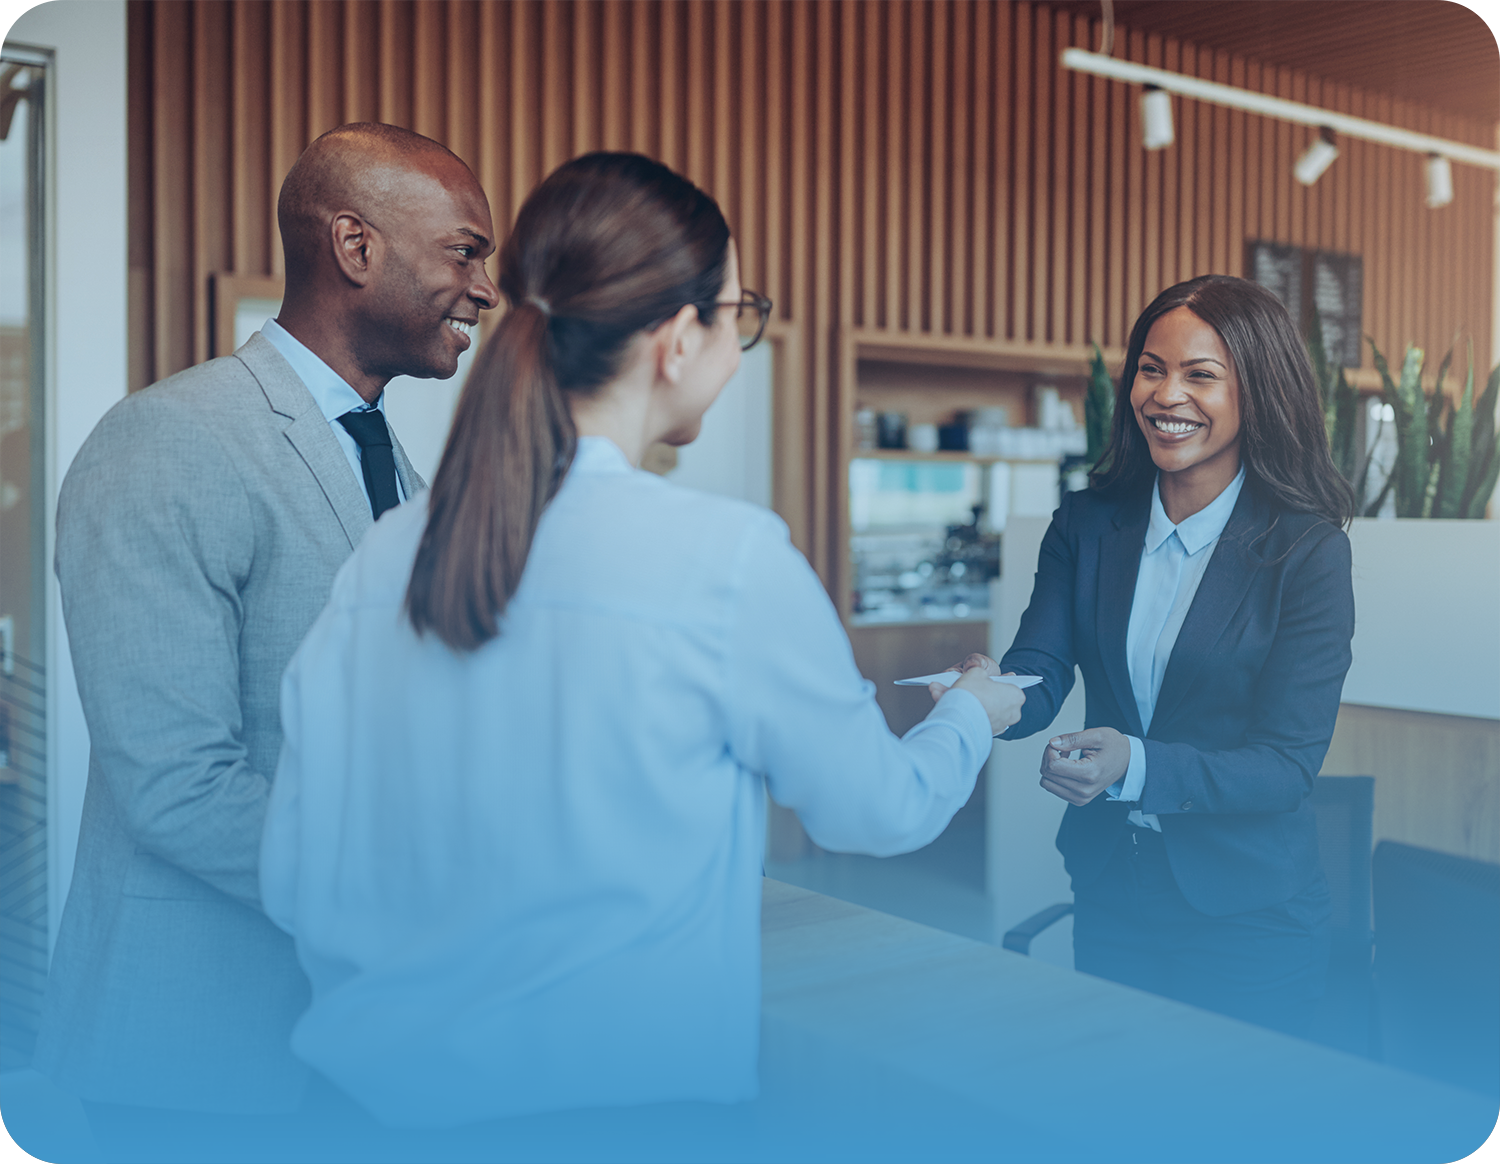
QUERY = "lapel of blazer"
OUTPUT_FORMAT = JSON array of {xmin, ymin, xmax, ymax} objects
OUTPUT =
[
  {"xmin": 1096, "ymin": 490, "xmax": 1150, "ymax": 738},
  {"xmin": 235, "ymin": 332, "xmax": 372, "ymax": 550},
  {"xmin": 390, "ymin": 428, "xmax": 426, "ymax": 499},
  {"xmin": 1149, "ymin": 484, "xmax": 1269, "ymax": 732}
]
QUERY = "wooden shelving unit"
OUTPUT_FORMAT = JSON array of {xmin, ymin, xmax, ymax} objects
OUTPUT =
[
  {"xmin": 836, "ymin": 328, "xmax": 1118, "ymax": 738},
  {"xmin": 851, "ymin": 449, "xmax": 1061, "ymax": 466}
]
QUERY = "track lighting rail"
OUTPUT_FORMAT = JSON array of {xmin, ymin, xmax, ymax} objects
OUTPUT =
[{"xmin": 1061, "ymin": 48, "xmax": 1500, "ymax": 172}]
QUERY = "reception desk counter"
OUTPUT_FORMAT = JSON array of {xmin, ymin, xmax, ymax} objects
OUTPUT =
[
  {"xmin": 11, "ymin": 878, "xmax": 1483, "ymax": 1163},
  {"xmin": 756, "ymin": 879, "xmax": 1495, "ymax": 1163}
]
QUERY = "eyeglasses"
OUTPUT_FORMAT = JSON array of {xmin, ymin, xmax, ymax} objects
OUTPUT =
[{"xmin": 717, "ymin": 290, "xmax": 774, "ymax": 351}]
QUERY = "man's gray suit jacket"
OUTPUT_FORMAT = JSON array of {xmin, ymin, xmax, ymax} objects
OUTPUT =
[{"xmin": 34, "ymin": 333, "xmax": 424, "ymax": 1113}]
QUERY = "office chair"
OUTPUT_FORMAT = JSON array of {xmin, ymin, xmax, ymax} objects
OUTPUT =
[
  {"xmin": 1001, "ymin": 777, "xmax": 1378, "ymax": 1054},
  {"xmin": 1372, "ymin": 840, "xmax": 1500, "ymax": 1098},
  {"xmin": 1305, "ymin": 775, "xmax": 1376, "ymax": 1057},
  {"xmin": 1001, "ymin": 776, "xmax": 1375, "ymax": 956}
]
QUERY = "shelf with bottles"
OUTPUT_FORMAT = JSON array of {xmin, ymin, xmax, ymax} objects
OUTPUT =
[
  {"xmin": 833, "ymin": 329, "xmax": 1121, "ymax": 631},
  {"xmin": 847, "ymin": 450, "xmax": 1005, "ymax": 626}
]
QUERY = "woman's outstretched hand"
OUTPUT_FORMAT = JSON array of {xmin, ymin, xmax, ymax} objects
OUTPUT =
[
  {"xmin": 1039, "ymin": 727, "xmax": 1130, "ymax": 805},
  {"xmin": 927, "ymin": 655, "xmax": 1025, "ymax": 736}
]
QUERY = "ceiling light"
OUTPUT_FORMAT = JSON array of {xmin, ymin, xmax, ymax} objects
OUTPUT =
[
  {"xmin": 1060, "ymin": 49, "xmax": 1500, "ymax": 173},
  {"xmin": 1294, "ymin": 127, "xmax": 1339, "ymax": 186},
  {"xmin": 1140, "ymin": 85, "xmax": 1174, "ymax": 150},
  {"xmin": 1425, "ymin": 154, "xmax": 1454, "ymax": 208}
]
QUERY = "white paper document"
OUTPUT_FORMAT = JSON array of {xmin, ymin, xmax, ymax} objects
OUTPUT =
[{"xmin": 894, "ymin": 672, "xmax": 1044, "ymax": 689}]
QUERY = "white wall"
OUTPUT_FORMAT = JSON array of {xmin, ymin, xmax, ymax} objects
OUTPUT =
[
  {"xmin": 6, "ymin": 0, "xmax": 129, "ymax": 946},
  {"xmin": 667, "ymin": 341, "xmax": 773, "ymax": 507},
  {"xmin": 986, "ymin": 516, "xmax": 1077, "ymax": 969},
  {"xmin": 1342, "ymin": 518, "xmax": 1500, "ymax": 721}
]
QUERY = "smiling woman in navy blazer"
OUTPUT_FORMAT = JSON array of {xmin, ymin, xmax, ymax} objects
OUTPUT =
[{"xmin": 986, "ymin": 274, "xmax": 1357, "ymax": 1035}]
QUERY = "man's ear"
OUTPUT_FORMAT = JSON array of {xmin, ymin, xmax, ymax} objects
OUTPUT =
[
  {"xmin": 653, "ymin": 303, "xmax": 701, "ymax": 385},
  {"xmin": 330, "ymin": 212, "xmax": 377, "ymax": 287}
]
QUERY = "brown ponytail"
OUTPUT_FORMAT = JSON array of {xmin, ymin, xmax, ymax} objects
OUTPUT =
[{"xmin": 406, "ymin": 152, "xmax": 730, "ymax": 650}]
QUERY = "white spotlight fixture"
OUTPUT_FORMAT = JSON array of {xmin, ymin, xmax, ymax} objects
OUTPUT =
[
  {"xmin": 1294, "ymin": 127, "xmax": 1339, "ymax": 186},
  {"xmin": 1425, "ymin": 153, "xmax": 1454, "ymax": 208},
  {"xmin": 1140, "ymin": 85, "xmax": 1174, "ymax": 150}
]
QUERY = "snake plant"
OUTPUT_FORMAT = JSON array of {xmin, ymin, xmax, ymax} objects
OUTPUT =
[
  {"xmin": 1085, "ymin": 342, "xmax": 1115, "ymax": 468},
  {"xmin": 1307, "ymin": 313, "xmax": 1361, "ymax": 485},
  {"xmin": 1367, "ymin": 338, "xmax": 1500, "ymax": 519}
]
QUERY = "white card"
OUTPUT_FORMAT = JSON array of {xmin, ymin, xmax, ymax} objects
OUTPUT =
[{"xmin": 894, "ymin": 672, "xmax": 1044, "ymax": 688}]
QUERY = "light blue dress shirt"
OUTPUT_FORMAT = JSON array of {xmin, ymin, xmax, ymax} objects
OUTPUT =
[
  {"xmin": 260, "ymin": 319, "xmax": 405, "ymax": 509},
  {"xmin": 1107, "ymin": 466, "xmax": 1246, "ymax": 830},
  {"xmin": 261, "ymin": 436, "xmax": 993, "ymax": 1127}
]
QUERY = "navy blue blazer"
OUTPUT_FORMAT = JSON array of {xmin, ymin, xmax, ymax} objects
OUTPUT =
[{"xmin": 998, "ymin": 480, "xmax": 1354, "ymax": 917}]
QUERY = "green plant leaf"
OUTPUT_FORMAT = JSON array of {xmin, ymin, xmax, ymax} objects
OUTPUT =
[
  {"xmin": 1366, "ymin": 338, "xmax": 1429, "ymax": 518},
  {"xmin": 1434, "ymin": 343, "xmax": 1474, "ymax": 519},
  {"xmin": 1465, "ymin": 435, "xmax": 1500, "ymax": 518},
  {"xmin": 1332, "ymin": 366, "xmax": 1359, "ymax": 482},
  {"xmin": 1460, "ymin": 363, "xmax": 1500, "ymax": 515},
  {"xmin": 1086, "ymin": 342, "xmax": 1116, "ymax": 469},
  {"xmin": 1395, "ymin": 345, "xmax": 1427, "ymax": 517}
]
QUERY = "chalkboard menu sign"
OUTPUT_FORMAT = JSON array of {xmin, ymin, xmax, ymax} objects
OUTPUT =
[{"xmin": 1245, "ymin": 240, "xmax": 1364, "ymax": 367}]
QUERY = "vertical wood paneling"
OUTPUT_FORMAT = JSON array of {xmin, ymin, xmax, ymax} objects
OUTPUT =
[
  {"xmin": 127, "ymin": 1, "xmax": 155, "ymax": 389},
  {"xmin": 1142, "ymin": 34, "xmax": 1163, "ymax": 309},
  {"xmin": 131, "ymin": 0, "xmax": 1498, "ymax": 585},
  {"xmin": 231, "ymin": 1, "xmax": 270, "ymax": 278},
  {"xmin": 905, "ymin": 0, "xmax": 925, "ymax": 333},
  {"xmin": 1088, "ymin": 64, "xmax": 1107, "ymax": 345},
  {"xmin": 446, "ymin": 0, "xmax": 479, "ymax": 168},
  {"xmin": 306, "ymin": 0, "xmax": 342, "ymax": 139},
  {"xmin": 376, "ymin": 1, "xmax": 411, "ymax": 127},
  {"xmin": 600, "ymin": 1, "xmax": 626, "ymax": 151},
  {"xmin": 838, "ymin": 0, "xmax": 857, "ymax": 331},
  {"xmin": 1123, "ymin": 28, "xmax": 1145, "ymax": 331},
  {"xmin": 152, "ymin": 0, "xmax": 194, "ymax": 374},
  {"xmin": 1009, "ymin": 1, "xmax": 1030, "ymax": 340},
  {"xmin": 971, "ymin": 0, "xmax": 992, "ymax": 338},
  {"xmin": 508, "ymin": 1, "xmax": 535, "ymax": 221},
  {"xmin": 738, "ymin": 0, "xmax": 761, "ymax": 295},
  {"xmin": 861, "ymin": 0, "xmax": 880, "ymax": 328},
  {"xmin": 266, "ymin": 0, "xmax": 304, "ymax": 278},
  {"xmin": 883, "ymin": 0, "xmax": 903, "ymax": 331},
  {"xmin": 342, "ymin": 0, "xmax": 378, "ymax": 124},
  {"xmin": 192, "ymin": 0, "xmax": 231, "ymax": 364},
  {"xmin": 991, "ymin": 2, "xmax": 1011, "ymax": 339}
]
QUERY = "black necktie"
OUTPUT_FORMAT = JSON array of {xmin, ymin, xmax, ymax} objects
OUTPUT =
[{"xmin": 337, "ymin": 409, "xmax": 400, "ymax": 521}]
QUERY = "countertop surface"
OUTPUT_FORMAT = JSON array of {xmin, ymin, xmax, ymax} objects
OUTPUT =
[{"xmin": 756, "ymin": 878, "xmax": 1497, "ymax": 1163}]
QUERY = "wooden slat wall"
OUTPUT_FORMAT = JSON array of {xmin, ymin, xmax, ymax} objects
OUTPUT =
[{"xmin": 127, "ymin": 0, "xmax": 1498, "ymax": 578}]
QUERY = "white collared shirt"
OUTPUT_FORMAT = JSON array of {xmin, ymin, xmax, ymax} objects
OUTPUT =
[
  {"xmin": 1108, "ymin": 467, "xmax": 1246, "ymax": 829},
  {"xmin": 259, "ymin": 319, "xmax": 405, "ymax": 510}
]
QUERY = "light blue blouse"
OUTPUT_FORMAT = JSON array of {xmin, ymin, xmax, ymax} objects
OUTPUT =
[
  {"xmin": 1108, "ymin": 467, "xmax": 1246, "ymax": 829},
  {"xmin": 260, "ymin": 436, "xmax": 993, "ymax": 1128}
]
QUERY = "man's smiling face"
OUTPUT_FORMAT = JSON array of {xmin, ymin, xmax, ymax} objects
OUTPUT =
[{"xmin": 362, "ymin": 160, "xmax": 499, "ymax": 382}]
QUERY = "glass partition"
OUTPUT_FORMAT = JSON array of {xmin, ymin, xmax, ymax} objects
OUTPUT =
[{"xmin": 0, "ymin": 43, "xmax": 49, "ymax": 1069}]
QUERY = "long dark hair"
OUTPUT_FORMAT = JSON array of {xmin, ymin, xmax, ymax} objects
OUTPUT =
[
  {"xmin": 1091, "ymin": 274, "xmax": 1356, "ymax": 527},
  {"xmin": 406, "ymin": 152, "xmax": 731, "ymax": 651}
]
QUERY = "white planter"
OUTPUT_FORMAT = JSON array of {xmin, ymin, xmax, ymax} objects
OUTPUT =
[{"xmin": 1344, "ymin": 518, "xmax": 1500, "ymax": 720}]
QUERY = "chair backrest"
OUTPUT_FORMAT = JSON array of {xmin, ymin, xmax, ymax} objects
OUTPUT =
[
  {"xmin": 1373, "ymin": 840, "xmax": 1500, "ymax": 1097},
  {"xmin": 1309, "ymin": 775, "xmax": 1374, "ymax": 941}
]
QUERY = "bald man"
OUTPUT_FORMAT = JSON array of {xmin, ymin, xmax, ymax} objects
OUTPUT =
[{"xmin": 34, "ymin": 123, "xmax": 498, "ymax": 1141}]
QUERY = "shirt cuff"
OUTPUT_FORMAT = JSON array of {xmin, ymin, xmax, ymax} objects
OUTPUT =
[
  {"xmin": 927, "ymin": 685, "xmax": 995, "ymax": 748},
  {"xmin": 1105, "ymin": 735, "xmax": 1147, "ymax": 803}
]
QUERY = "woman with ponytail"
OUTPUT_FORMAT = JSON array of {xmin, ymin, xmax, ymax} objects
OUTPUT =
[{"xmin": 260, "ymin": 153, "xmax": 1025, "ymax": 1131}]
